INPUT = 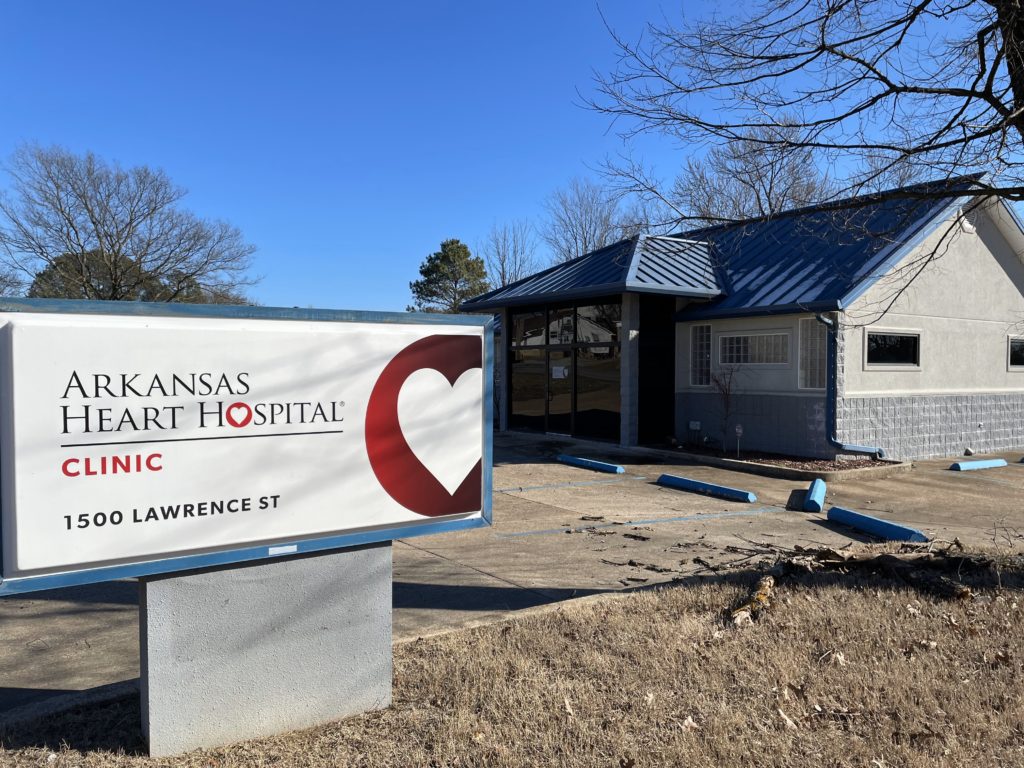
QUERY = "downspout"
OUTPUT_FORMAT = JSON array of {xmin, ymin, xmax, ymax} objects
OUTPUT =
[{"xmin": 814, "ymin": 313, "xmax": 886, "ymax": 459}]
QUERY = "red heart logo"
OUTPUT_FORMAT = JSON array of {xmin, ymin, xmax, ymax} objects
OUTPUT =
[
  {"xmin": 225, "ymin": 402, "xmax": 252, "ymax": 428},
  {"xmin": 365, "ymin": 335, "xmax": 482, "ymax": 517}
]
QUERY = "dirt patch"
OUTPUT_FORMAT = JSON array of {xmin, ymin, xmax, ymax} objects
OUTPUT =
[{"xmin": 3, "ymin": 547, "xmax": 1023, "ymax": 767}]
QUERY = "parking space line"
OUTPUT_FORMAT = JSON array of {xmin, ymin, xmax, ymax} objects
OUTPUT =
[
  {"xmin": 495, "ymin": 476, "xmax": 648, "ymax": 494},
  {"xmin": 495, "ymin": 506, "xmax": 779, "ymax": 538}
]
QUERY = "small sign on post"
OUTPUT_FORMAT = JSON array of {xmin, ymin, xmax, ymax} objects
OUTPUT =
[{"xmin": 734, "ymin": 423, "xmax": 743, "ymax": 458}]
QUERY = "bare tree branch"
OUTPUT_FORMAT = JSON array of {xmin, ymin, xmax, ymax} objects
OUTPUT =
[
  {"xmin": 481, "ymin": 219, "xmax": 540, "ymax": 288},
  {"xmin": 590, "ymin": 1, "xmax": 1024, "ymax": 204},
  {"xmin": 0, "ymin": 144, "xmax": 257, "ymax": 302}
]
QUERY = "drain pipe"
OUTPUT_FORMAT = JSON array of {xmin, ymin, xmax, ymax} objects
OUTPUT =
[{"xmin": 814, "ymin": 313, "xmax": 886, "ymax": 459}]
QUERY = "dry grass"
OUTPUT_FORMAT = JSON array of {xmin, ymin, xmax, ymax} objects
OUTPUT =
[{"xmin": 3, "ymin": 554, "xmax": 1023, "ymax": 767}]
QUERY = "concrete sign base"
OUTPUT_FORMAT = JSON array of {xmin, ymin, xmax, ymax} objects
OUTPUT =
[{"xmin": 139, "ymin": 543, "xmax": 392, "ymax": 756}]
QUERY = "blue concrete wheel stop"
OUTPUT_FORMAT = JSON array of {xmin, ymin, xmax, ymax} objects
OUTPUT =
[
  {"xmin": 803, "ymin": 478, "xmax": 826, "ymax": 513},
  {"xmin": 827, "ymin": 506, "xmax": 929, "ymax": 542},
  {"xmin": 556, "ymin": 454, "xmax": 625, "ymax": 474},
  {"xmin": 656, "ymin": 474, "xmax": 756, "ymax": 503},
  {"xmin": 949, "ymin": 458, "xmax": 1007, "ymax": 471}
]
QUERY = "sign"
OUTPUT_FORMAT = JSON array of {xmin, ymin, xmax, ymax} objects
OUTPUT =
[
  {"xmin": 0, "ymin": 302, "xmax": 492, "ymax": 594},
  {"xmin": 734, "ymin": 424, "xmax": 744, "ymax": 438}
]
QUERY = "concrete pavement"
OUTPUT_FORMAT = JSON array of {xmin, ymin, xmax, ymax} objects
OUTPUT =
[{"xmin": 3, "ymin": 431, "xmax": 1023, "ymax": 719}]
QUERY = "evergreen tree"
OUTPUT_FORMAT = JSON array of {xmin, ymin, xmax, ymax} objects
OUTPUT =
[{"xmin": 408, "ymin": 239, "xmax": 489, "ymax": 313}]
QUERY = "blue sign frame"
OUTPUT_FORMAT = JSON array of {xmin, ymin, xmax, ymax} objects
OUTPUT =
[{"xmin": 0, "ymin": 298, "xmax": 494, "ymax": 596}]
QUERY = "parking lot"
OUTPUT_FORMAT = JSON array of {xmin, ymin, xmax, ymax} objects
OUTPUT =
[{"xmin": 3, "ymin": 431, "xmax": 1024, "ymax": 719}]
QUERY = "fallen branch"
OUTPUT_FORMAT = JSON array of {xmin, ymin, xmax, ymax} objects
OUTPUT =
[{"xmin": 729, "ymin": 575, "xmax": 775, "ymax": 626}]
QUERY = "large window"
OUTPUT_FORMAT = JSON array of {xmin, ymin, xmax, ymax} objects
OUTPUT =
[
  {"xmin": 866, "ymin": 332, "xmax": 920, "ymax": 366},
  {"xmin": 576, "ymin": 347, "xmax": 621, "ymax": 439},
  {"xmin": 799, "ymin": 319, "xmax": 827, "ymax": 389},
  {"xmin": 1010, "ymin": 338, "xmax": 1024, "ymax": 368},
  {"xmin": 690, "ymin": 325, "xmax": 711, "ymax": 385},
  {"xmin": 720, "ymin": 333, "xmax": 789, "ymax": 365},
  {"xmin": 508, "ymin": 301, "xmax": 622, "ymax": 440},
  {"xmin": 509, "ymin": 349, "xmax": 545, "ymax": 431}
]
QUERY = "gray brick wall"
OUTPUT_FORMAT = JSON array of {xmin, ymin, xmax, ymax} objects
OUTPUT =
[{"xmin": 838, "ymin": 393, "xmax": 1024, "ymax": 460}]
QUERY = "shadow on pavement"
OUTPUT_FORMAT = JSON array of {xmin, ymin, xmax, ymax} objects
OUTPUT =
[
  {"xmin": 393, "ymin": 581, "xmax": 604, "ymax": 612},
  {"xmin": 809, "ymin": 518, "xmax": 885, "ymax": 543},
  {"xmin": 8, "ymin": 581, "xmax": 138, "ymax": 606}
]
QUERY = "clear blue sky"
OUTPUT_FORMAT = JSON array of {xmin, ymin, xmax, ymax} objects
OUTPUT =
[{"xmin": 0, "ymin": 1, "xmax": 698, "ymax": 310}]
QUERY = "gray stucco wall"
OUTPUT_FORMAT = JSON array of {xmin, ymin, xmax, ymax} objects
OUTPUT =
[
  {"xmin": 676, "ymin": 391, "xmax": 833, "ymax": 458},
  {"xmin": 842, "ymin": 204, "xmax": 1024, "ymax": 397},
  {"xmin": 837, "ymin": 392, "xmax": 1024, "ymax": 460}
]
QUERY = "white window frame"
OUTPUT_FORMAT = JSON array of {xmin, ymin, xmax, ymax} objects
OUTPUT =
[
  {"xmin": 717, "ymin": 330, "xmax": 791, "ymax": 368},
  {"xmin": 689, "ymin": 324, "xmax": 712, "ymax": 386},
  {"xmin": 798, "ymin": 318, "xmax": 827, "ymax": 390},
  {"xmin": 1008, "ymin": 336, "xmax": 1024, "ymax": 371},
  {"xmin": 863, "ymin": 328, "xmax": 922, "ymax": 371}
]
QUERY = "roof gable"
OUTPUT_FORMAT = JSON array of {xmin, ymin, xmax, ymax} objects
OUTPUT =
[{"xmin": 461, "ymin": 235, "xmax": 721, "ymax": 311}]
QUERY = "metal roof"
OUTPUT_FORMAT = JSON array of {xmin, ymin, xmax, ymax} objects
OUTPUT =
[
  {"xmin": 675, "ymin": 177, "xmax": 979, "ymax": 320},
  {"xmin": 461, "ymin": 235, "xmax": 720, "ymax": 311},
  {"xmin": 461, "ymin": 175, "xmax": 985, "ymax": 317}
]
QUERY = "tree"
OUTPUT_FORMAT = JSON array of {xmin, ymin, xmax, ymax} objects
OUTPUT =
[
  {"xmin": 0, "ymin": 268, "xmax": 22, "ymax": 297},
  {"xmin": 26, "ymin": 250, "xmax": 249, "ymax": 303},
  {"xmin": 671, "ymin": 124, "xmax": 833, "ymax": 225},
  {"xmin": 409, "ymin": 239, "xmax": 489, "ymax": 313},
  {"xmin": 481, "ymin": 219, "xmax": 539, "ymax": 288},
  {"xmin": 0, "ymin": 145, "xmax": 256, "ymax": 302},
  {"xmin": 541, "ymin": 177, "xmax": 647, "ymax": 264},
  {"xmin": 592, "ymin": 2, "xmax": 1024, "ymax": 206}
]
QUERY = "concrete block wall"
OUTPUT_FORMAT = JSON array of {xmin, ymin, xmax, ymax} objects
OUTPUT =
[
  {"xmin": 677, "ymin": 391, "xmax": 833, "ymax": 458},
  {"xmin": 837, "ymin": 393, "xmax": 1024, "ymax": 460}
]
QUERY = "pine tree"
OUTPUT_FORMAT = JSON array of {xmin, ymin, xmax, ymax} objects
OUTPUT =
[{"xmin": 408, "ymin": 239, "xmax": 489, "ymax": 313}]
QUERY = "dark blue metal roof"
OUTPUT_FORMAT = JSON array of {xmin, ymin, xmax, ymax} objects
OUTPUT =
[
  {"xmin": 674, "ymin": 178, "xmax": 978, "ymax": 320},
  {"xmin": 461, "ymin": 176, "xmax": 983, "ymax": 316},
  {"xmin": 633, "ymin": 236, "xmax": 718, "ymax": 293},
  {"xmin": 461, "ymin": 235, "xmax": 720, "ymax": 311}
]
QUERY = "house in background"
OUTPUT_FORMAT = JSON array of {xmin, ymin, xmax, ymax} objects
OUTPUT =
[{"xmin": 462, "ymin": 177, "xmax": 1024, "ymax": 460}]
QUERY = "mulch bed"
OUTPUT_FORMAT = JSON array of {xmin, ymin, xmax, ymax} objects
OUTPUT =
[{"xmin": 672, "ymin": 444, "xmax": 878, "ymax": 471}]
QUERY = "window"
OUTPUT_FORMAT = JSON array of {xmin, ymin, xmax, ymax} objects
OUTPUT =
[
  {"xmin": 866, "ymin": 332, "xmax": 920, "ymax": 366},
  {"xmin": 799, "ymin": 319, "xmax": 827, "ymax": 389},
  {"xmin": 720, "ymin": 333, "xmax": 789, "ymax": 365},
  {"xmin": 576, "ymin": 346, "xmax": 621, "ymax": 439},
  {"xmin": 577, "ymin": 303, "xmax": 620, "ymax": 347},
  {"xmin": 1010, "ymin": 338, "xmax": 1024, "ymax": 368},
  {"xmin": 506, "ymin": 298, "xmax": 622, "ymax": 441},
  {"xmin": 547, "ymin": 306, "xmax": 574, "ymax": 345},
  {"xmin": 509, "ymin": 349, "xmax": 546, "ymax": 430},
  {"xmin": 510, "ymin": 310, "xmax": 545, "ymax": 347},
  {"xmin": 690, "ymin": 325, "xmax": 711, "ymax": 385}
]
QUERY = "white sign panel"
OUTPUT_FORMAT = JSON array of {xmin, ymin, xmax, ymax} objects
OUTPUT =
[{"xmin": 0, "ymin": 311, "xmax": 489, "ymax": 584}]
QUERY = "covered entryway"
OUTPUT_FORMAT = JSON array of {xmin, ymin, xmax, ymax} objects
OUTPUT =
[{"xmin": 461, "ymin": 234, "xmax": 720, "ymax": 447}]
